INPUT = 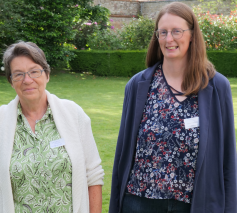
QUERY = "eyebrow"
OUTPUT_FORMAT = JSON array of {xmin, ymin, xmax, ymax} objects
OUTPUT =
[{"xmin": 12, "ymin": 66, "xmax": 41, "ymax": 73}]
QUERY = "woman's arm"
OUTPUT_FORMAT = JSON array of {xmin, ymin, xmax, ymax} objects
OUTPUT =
[
  {"xmin": 222, "ymin": 81, "xmax": 237, "ymax": 212},
  {"xmin": 88, "ymin": 185, "xmax": 102, "ymax": 213}
]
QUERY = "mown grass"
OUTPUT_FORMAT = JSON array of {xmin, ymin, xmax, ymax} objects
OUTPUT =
[{"xmin": 0, "ymin": 72, "xmax": 237, "ymax": 213}]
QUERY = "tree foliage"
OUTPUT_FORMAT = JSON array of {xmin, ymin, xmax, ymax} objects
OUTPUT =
[
  {"xmin": 87, "ymin": 16, "xmax": 154, "ymax": 50},
  {"xmin": 73, "ymin": 5, "xmax": 110, "ymax": 50},
  {"xmin": 0, "ymin": 0, "xmax": 95, "ymax": 66}
]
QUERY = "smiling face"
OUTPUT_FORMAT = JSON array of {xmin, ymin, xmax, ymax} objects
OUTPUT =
[
  {"xmin": 158, "ymin": 13, "xmax": 192, "ymax": 62},
  {"xmin": 10, "ymin": 56, "xmax": 49, "ymax": 104}
]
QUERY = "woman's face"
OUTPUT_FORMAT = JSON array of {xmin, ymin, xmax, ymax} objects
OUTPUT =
[
  {"xmin": 10, "ymin": 56, "xmax": 49, "ymax": 104},
  {"xmin": 158, "ymin": 13, "xmax": 192, "ymax": 62}
]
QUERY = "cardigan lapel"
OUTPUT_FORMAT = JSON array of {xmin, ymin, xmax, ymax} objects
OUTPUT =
[
  {"xmin": 132, "ymin": 63, "xmax": 159, "ymax": 146},
  {"xmin": 133, "ymin": 80, "xmax": 151, "ymax": 135},
  {"xmin": 195, "ymin": 84, "xmax": 213, "ymax": 180},
  {"xmin": 46, "ymin": 91, "xmax": 84, "ymax": 213}
]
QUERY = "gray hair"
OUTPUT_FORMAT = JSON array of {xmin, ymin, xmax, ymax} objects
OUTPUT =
[{"xmin": 3, "ymin": 41, "xmax": 50, "ymax": 83}]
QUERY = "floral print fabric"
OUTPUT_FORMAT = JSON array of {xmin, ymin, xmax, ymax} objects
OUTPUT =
[
  {"xmin": 10, "ymin": 103, "xmax": 73, "ymax": 213},
  {"xmin": 127, "ymin": 64, "xmax": 200, "ymax": 203}
]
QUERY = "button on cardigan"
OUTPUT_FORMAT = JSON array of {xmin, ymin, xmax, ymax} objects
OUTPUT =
[
  {"xmin": 109, "ymin": 62, "xmax": 237, "ymax": 213},
  {"xmin": 0, "ymin": 90, "xmax": 104, "ymax": 213}
]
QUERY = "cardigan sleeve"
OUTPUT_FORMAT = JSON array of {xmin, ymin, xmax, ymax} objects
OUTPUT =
[
  {"xmin": 79, "ymin": 112, "xmax": 104, "ymax": 187},
  {"xmin": 222, "ymin": 81, "xmax": 237, "ymax": 213}
]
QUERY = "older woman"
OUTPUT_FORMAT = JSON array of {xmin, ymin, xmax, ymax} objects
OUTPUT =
[
  {"xmin": 109, "ymin": 2, "xmax": 236, "ymax": 213},
  {"xmin": 0, "ymin": 41, "xmax": 104, "ymax": 213}
]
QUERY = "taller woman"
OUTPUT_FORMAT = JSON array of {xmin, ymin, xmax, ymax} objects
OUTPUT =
[{"xmin": 109, "ymin": 2, "xmax": 236, "ymax": 213}]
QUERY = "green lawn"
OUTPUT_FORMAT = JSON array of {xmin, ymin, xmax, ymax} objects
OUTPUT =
[{"xmin": 0, "ymin": 72, "xmax": 237, "ymax": 213}]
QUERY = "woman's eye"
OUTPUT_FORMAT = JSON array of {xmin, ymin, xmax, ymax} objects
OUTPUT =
[
  {"xmin": 160, "ymin": 31, "xmax": 167, "ymax": 35},
  {"xmin": 173, "ymin": 29, "xmax": 182, "ymax": 34},
  {"xmin": 15, "ymin": 73, "xmax": 23, "ymax": 77}
]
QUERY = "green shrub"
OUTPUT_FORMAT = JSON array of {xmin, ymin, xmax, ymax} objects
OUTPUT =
[
  {"xmin": 207, "ymin": 50, "xmax": 237, "ymax": 76},
  {"xmin": 69, "ymin": 50, "xmax": 147, "ymax": 76},
  {"xmin": 87, "ymin": 16, "xmax": 154, "ymax": 50},
  {"xmin": 120, "ymin": 16, "xmax": 154, "ymax": 50},
  {"xmin": 0, "ymin": 0, "xmax": 24, "ymax": 46},
  {"xmin": 74, "ymin": 22, "xmax": 99, "ymax": 50},
  {"xmin": 69, "ymin": 50, "xmax": 237, "ymax": 77},
  {"xmin": 0, "ymin": 0, "xmax": 102, "ymax": 66},
  {"xmin": 87, "ymin": 28, "xmax": 125, "ymax": 50},
  {"xmin": 193, "ymin": 5, "xmax": 237, "ymax": 50},
  {"xmin": 73, "ymin": 5, "xmax": 111, "ymax": 50}
]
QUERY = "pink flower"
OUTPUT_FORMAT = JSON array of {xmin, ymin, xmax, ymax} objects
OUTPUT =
[
  {"xmin": 85, "ymin": 23, "xmax": 92, "ymax": 26},
  {"xmin": 75, "ymin": 4, "xmax": 78, "ymax": 7},
  {"xmin": 111, "ymin": 26, "xmax": 114, "ymax": 29},
  {"xmin": 94, "ymin": 22, "xmax": 97, "ymax": 25},
  {"xmin": 40, "ymin": 6, "xmax": 44, "ymax": 10},
  {"xmin": 110, "ymin": 19, "xmax": 113, "ymax": 22}
]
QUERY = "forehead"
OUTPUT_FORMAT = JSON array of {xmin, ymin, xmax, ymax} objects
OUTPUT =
[
  {"xmin": 158, "ymin": 13, "xmax": 189, "ymax": 29},
  {"xmin": 10, "ymin": 56, "xmax": 42, "ymax": 72}
]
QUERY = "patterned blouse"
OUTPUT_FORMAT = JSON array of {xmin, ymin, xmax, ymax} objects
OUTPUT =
[
  {"xmin": 10, "ymin": 103, "xmax": 73, "ymax": 213},
  {"xmin": 127, "ymin": 64, "xmax": 200, "ymax": 203}
]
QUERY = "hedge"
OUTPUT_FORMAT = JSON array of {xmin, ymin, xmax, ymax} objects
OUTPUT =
[
  {"xmin": 207, "ymin": 50, "xmax": 237, "ymax": 77},
  {"xmin": 69, "ymin": 50, "xmax": 237, "ymax": 77}
]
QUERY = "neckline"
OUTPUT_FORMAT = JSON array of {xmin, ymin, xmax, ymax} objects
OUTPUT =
[{"xmin": 160, "ymin": 65, "xmax": 188, "ymax": 104}]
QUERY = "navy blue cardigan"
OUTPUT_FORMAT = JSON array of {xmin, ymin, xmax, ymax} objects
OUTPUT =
[{"xmin": 109, "ymin": 62, "xmax": 237, "ymax": 213}]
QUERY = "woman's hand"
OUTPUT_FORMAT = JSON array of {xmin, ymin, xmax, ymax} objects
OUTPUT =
[{"xmin": 88, "ymin": 185, "xmax": 102, "ymax": 213}]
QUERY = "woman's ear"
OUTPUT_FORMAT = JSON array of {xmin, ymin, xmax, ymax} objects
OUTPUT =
[{"xmin": 11, "ymin": 81, "xmax": 15, "ymax": 89}]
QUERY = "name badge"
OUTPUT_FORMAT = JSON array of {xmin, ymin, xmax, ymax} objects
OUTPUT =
[
  {"xmin": 50, "ymin": 138, "xmax": 65, "ymax": 148},
  {"xmin": 184, "ymin": 117, "xmax": 199, "ymax": 129}
]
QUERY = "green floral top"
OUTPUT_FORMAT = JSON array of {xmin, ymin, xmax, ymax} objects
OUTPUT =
[{"xmin": 10, "ymin": 103, "xmax": 73, "ymax": 213}]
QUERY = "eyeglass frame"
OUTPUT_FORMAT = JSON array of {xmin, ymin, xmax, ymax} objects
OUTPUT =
[
  {"xmin": 10, "ymin": 69, "xmax": 44, "ymax": 82},
  {"xmin": 154, "ymin": 28, "xmax": 192, "ymax": 40}
]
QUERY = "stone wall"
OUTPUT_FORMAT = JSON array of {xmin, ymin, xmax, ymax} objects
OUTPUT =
[
  {"xmin": 93, "ymin": 0, "xmax": 233, "ymax": 29},
  {"xmin": 140, "ymin": 1, "xmax": 200, "ymax": 19},
  {"xmin": 95, "ymin": 0, "xmax": 139, "ymax": 16}
]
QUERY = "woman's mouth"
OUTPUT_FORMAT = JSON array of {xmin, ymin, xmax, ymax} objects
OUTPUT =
[
  {"xmin": 24, "ymin": 88, "xmax": 35, "ymax": 92},
  {"xmin": 166, "ymin": 46, "xmax": 178, "ymax": 49}
]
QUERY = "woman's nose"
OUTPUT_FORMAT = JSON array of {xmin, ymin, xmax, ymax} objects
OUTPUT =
[
  {"xmin": 166, "ymin": 31, "xmax": 174, "ymax": 42},
  {"xmin": 23, "ymin": 72, "xmax": 33, "ymax": 83}
]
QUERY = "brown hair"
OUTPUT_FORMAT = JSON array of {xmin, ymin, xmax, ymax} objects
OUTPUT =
[
  {"xmin": 146, "ymin": 2, "xmax": 215, "ymax": 95},
  {"xmin": 3, "ymin": 41, "xmax": 50, "ymax": 84}
]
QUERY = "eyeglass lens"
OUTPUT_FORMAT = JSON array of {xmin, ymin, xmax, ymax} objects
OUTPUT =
[
  {"xmin": 157, "ymin": 28, "xmax": 184, "ymax": 39},
  {"xmin": 12, "ymin": 70, "xmax": 43, "ymax": 81}
]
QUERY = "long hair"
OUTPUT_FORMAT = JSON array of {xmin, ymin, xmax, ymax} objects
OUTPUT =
[{"xmin": 146, "ymin": 2, "xmax": 215, "ymax": 95}]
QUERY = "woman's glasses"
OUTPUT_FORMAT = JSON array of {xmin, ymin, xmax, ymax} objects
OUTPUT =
[
  {"xmin": 155, "ymin": 28, "xmax": 191, "ymax": 40},
  {"xmin": 11, "ymin": 69, "xmax": 44, "ymax": 82}
]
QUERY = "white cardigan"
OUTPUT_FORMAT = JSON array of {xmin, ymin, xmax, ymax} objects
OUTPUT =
[{"xmin": 0, "ymin": 91, "xmax": 104, "ymax": 213}]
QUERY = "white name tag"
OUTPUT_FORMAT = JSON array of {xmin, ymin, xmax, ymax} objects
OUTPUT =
[
  {"xmin": 50, "ymin": 138, "xmax": 65, "ymax": 148},
  {"xmin": 184, "ymin": 117, "xmax": 199, "ymax": 129}
]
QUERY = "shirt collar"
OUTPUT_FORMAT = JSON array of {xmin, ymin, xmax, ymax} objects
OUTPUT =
[{"xmin": 17, "ymin": 102, "xmax": 53, "ymax": 122}]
